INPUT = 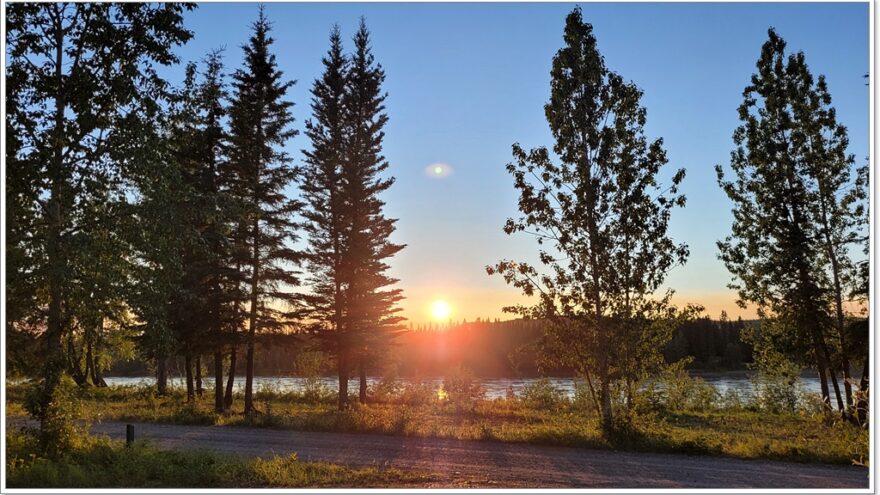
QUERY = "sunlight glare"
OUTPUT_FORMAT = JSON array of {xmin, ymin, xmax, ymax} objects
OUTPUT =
[{"xmin": 431, "ymin": 299, "xmax": 451, "ymax": 320}]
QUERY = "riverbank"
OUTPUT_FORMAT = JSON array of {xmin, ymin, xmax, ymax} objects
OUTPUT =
[{"xmin": 5, "ymin": 381, "xmax": 867, "ymax": 466}]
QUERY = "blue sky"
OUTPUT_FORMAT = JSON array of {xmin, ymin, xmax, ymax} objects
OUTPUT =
[{"xmin": 169, "ymin": 2, "xmax": 869, "ymax": 323}]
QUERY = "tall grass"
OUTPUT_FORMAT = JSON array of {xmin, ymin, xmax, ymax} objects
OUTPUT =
[
  {"xmin": 5, "ymin": 429, "xmax": 431, "ymax": 488},
  {"xmin": 5, "ymin": 372, "xmax": 868, "ymax": 466}
]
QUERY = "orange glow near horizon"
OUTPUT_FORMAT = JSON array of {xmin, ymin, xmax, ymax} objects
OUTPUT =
[{"xmin": 399, "ymin": 286, "xmax": 766, "ymax": 326}]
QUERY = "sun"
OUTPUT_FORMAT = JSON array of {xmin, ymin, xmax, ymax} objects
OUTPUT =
[{"xmin": 431, "ymin": 300, "xmax": 451, "ymax": 320}]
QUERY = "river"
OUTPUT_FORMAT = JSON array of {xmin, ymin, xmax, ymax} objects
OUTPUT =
[{"xmin": 99, "ymin": 372, "xmax": 825, "ymax": 399}]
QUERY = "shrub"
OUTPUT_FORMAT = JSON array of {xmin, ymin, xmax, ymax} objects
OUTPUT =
[
  {"xmin": 656, "ymin": 366, "xmax": 719, "ymax": 412},
  {"xmin": 751, "ymin": 371, "xmax": 799, "ymax": 414},
  {"xmin": 24, "ymin": 374, "xmax": 88, "ymax": 456},
  {"xmin": 370, "ymin": 376, "xmax": 402, "ymax": 403},
  {"xmin": 397, "ymin": 381, "xmax": 437, "ymax": 406},
  {"xmin": 572, "ymin": 378, "xmax": 599, "ymax": 414},
  {"xmin": 442, "ymin": 367, "xmax": 484, "ymax": 412},
  {"xmin": 520, "ymin": 378, "xmax": 566, "ymax": 410},
  {"xmin": 718, "ymin": 387, "xmax": 747, "ymax": 410}
]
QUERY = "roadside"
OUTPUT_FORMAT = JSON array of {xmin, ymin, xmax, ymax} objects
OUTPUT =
[{"xmin": 5, "ymin": 418, "xmax": 868, "ymax": 489}]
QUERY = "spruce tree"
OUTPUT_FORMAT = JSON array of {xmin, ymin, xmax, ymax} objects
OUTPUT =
[
  {"xmin": 487, "ymin": 7, "xmax": 688, "ymax": 431},
  {"xmin": 227, "ymin": 7, "xmax": 303, "ymax": 415},
  {"xmin": 301, "ymin": 26, "xmax": 352, "ymax": 410},
  {"xmin": 342, "ymin": 19, "xmax": 406, "ymax": 406}
]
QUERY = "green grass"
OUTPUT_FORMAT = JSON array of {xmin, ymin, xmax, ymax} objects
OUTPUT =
[
  {"xmin": 5, "ymin": 429, "xmax": 433, "ymax": 488},
  {"xmin": 6, "ymin": 382, "xmax": 868, "ymax": 466}
]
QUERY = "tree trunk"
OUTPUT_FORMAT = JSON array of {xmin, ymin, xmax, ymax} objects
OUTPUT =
[
  {"xmin": 817, "ymin": 172, "xmax": 854, "ymax": 413},
  {"xmin": 195, "ymin": 355, "xmax": 203, "ymax": 396},
  {"xmin": 338, "ymin": 351, "xmax": 349, "ymax": 411},
  {"xmin": 244, "ymin": 219, "xmax": 260, "ymax": 416},
  {"xmin": 599, "ymin": 355, "xmax": 613, "ymax": 432},
  {"xmin": 244, "ymin": 341, "xmax": 256, "ymax": 414},
  {"xmin": 67, "ymin": 337, "xmax": 88, "ymax": 387},
  {"xmin": 813, "ymin": 338, "xmax": 831, "ymax": 408},
  {"xmin": 857, "ymin": 355, "xmax": 869, "ymax": 425},
  {"xmin": 224, "ymin": 346, "xmax": 237, "ymax": 409},
  {"xmin": 358, "ymin": 360, "xmax": 367, "ymax": 404},
  {"xmin": 820, "ymin": 339, "xmax": 845, "ymax": 412},
  {"xmin": 39, "ymin": 9, "xmax": 67, "ymax": 442},
  {"xmin": 185, "ymin": 354, "xmax": 195, "ymax": 402},
  {"xmin": 157, "ymin": 356, "xmax": 168, "ymax": 395},
  {"xmin": 214, "ymin": 351, "xmax": 225, "ymax": 413}
]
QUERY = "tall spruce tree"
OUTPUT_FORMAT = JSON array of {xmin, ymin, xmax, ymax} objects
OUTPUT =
[
  {"xmin": 5, "ymin": 3, "xmax": 192, "ymax": 446},
  {"xmin": 301, "ymin": 26, "xmax": 353, "ymax": 411},
  {"xmin": 487, "ymin": 7, "xmax": 688, "ymax": 431},
  {"xmin": 342, "ymin": 19, "xmax": 406, "ymax": 406},
  {"xmin": 716, "ymin": 29, "xmax": 850, "ymax": 411},
  {"xmin": 227, "ymin": 7, "xmax": 303, "ymax": 415},
  {"xmin": 163, "ymin": 52, "xmax": 235, "ymax": 409}
]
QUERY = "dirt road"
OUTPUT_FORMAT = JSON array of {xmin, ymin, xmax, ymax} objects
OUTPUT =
[{"xmin": 8, "ymin": 419, "xmax": 868, "ymax": 488}]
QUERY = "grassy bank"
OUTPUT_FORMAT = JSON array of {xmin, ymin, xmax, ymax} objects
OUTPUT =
[
  {"xmin": 5, "ymin": 429, "xmax": 432, "ymax": 488},
  {"xmin": 5, "ymin": 380, "xmax": 868, "ymax": 466}
]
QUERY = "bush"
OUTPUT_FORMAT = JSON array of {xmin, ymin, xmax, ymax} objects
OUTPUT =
[
  {"xmin": 369, "ymin": 374, "xmax": 403, "ymax": 403},
  {"xmin": 751, "ymin": 371, "xmax": 799, "ymax": 414},
  {"xmin": 24, "ymin": 374, "xmax": 88, "ymax": 456},
  {"xmin": 397, "ymin": 381, "xmax": 437, "ymax": 406},
  {"xmin": 656, "ymin": 366, "xmax": 718, "ymax": 412},
  {"xmin": 520, "ymin": 378, "xmax": 566, "ymax": 410},
  {"xmin": 442, "ymin": 367, "xmax": 484, "ymax": 412},
  {"xmin": 718, "ymin": 387, "xmax": 747, "ymax": 410},
  {"xmin": 572, "ymin": 378, "xmax": 599, "ymax": 414}
]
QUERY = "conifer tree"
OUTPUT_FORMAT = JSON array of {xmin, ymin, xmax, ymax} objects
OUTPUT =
[
  {"xmin": 301, "ymin": 26, "xmax": 353, "ymax": 410},
  {"xmin": 341, "ymin": 20, "xmax": 406, "ymax": 406},
  {"xmin": 227, "ymin": 7, "xmax": 303, "ymax": 415}
]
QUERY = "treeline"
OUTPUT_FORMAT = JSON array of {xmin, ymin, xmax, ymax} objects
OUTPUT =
[
  {"xmin": 103, "ymin": 317, "xmax": 754, "ymax": 378},
  {"xmin": 7, "ymin": 3, "xmax": 403, "ymax": 453}
]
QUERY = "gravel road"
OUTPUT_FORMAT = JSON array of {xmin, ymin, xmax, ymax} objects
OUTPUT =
[{"xmin": 7, "ymin": 419, "xmax": 869, "ymax": 488}]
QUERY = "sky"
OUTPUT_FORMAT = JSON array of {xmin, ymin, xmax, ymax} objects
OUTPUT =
[{"xmin": 167, "ymin": 2, "xmax": 870, "ymax": 325}]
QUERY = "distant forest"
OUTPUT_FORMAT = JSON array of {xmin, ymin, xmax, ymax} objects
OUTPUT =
[{"xmin": 108, "ymin": 316, "xmax": 754, "ymax": 378}]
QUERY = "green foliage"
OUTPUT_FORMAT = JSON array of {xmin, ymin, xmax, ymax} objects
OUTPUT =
[
  {"xmin": 442, "ymin": 367, "xmax": 485, "ymax": 412},
  {"xmin": 654, "ymin": 365, "xmax": 719, "ymax": 413},
  {"xmin": 5, "ymin": 429, "xmax": 427, "ymax": 488},
  {"xmin": 488, "ymin": 6, "xmax": 689, "ymax": 430},
  {"xmin": 520, "ymin": 378, "xmax": 566, "ymax": 410},
  {"xmin": 23, "ymin": 375, "xmax": 87, "ymax": 456},
  {"xmin": 716, "ymin": 28, "xmax": 867, "ymax": 414}
]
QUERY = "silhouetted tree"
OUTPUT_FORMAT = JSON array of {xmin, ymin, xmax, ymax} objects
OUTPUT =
[
  {"xmin": 227, "ymin": 7, "xmax": 303, "ymax": 415},
  {"xmin": 341, "ymin": 19, "xmax": 406, "ymax": 405},
  {"xmin": 5, "ymin": 3, "xmax": 192, "ymax": 446},
  {"xmin": 716, "ymin": 29, "xmax": 851, "ymax": 411},
  {"xmin": 488, "ymin": 7, "xmax": 688, "ymax": 431},
  {"xmin": 301, "ymin": 26, "xmax": 352, "ymax": 410}
]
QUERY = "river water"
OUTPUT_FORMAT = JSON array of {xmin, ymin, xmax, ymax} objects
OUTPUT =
[{"xmin": 100, "ymin": 373, "xmax": 824, "ymax": 399}]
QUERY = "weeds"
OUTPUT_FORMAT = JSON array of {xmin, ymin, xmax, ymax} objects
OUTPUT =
[{"xmin": 5, "ymin": 429, "xmax": 430, "ymax": 488}]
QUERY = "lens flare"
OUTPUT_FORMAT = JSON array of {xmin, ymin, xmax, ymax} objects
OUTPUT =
[{"xmin": 425, "ymin": 163, "xmax": 453, "ymax": 179}]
